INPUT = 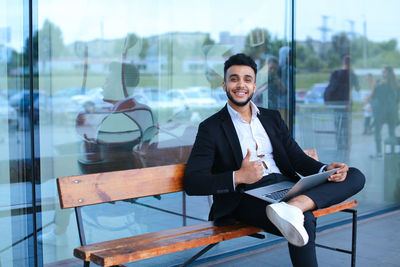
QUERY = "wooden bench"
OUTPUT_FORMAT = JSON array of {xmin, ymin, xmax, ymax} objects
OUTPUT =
[{"xmin": 57, "ymin": 149, "xmax": 358, "ymax": 267}]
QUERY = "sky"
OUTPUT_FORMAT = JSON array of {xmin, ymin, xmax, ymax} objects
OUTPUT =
[{"xmin": 1, "ymin": 0, "xmax": 400, "ymax": 51}]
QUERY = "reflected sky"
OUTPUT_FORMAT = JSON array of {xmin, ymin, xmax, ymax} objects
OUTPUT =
[
  {"xmin": 1, "ymin": 0, "xmax": 400, "ymax": 50},
  {"xmin": 36, "ymin": 0, "xmax": 286, "ymax": 43}
]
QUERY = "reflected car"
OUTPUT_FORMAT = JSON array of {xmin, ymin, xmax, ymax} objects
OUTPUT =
[
  {"xmin": 52, "ymin": 87, "xmax": 88, "ymax": 119},
  {"xmin": 295, "ymin": 89, "xmax": 308, "ymax": 103},
  {"xmin": 305, "ymin": 83, "xmax": 328, "ymax": 104},
  {"xmin": 68, "ymin": 87, "xmax": 112, "ymax": 114},
  {"xmin": 0, "ymin": 95, "xmax": 18, "ymax": 130},
  {"xmin": 70, "ymin": 88, "xmax": 104, "ymax": 107},
  {"xmin": 166, "ymin": 87, "xmax": 218, "ymax": 109},
  {"xmin": 9, "ymin": 90, "xmax": 52, "ymax": 127},
  {"xmin": 132, "ymin": 87, "xmax": 175, "ymax": 110}
]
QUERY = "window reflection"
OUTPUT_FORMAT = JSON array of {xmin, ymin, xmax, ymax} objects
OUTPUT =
[
  {"xmin": 3, "ymin": 0, "xmax": 397, "ymax": 265},
  {"xmin": 295, "ymin": 1, "xmax": 400, "ymax": 222},
  {"xmin": 35, "ymin": 0, "xmax": 292, "ymax": 265}
]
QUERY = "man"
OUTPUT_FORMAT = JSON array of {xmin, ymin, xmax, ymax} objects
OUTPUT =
[
  {"xmin": 324, "ymin": 55, "xmax": 360, "ymax": 103},
  {"xmin": 184, "ymin": 53, "xmax": 365, "ymax": 266},
  {"xmin": 324, "ymin": 55, "xmax": 360, "ymax": 159}
]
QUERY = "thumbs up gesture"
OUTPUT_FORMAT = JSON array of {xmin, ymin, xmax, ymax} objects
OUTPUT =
[{"xmin": 234, "ymin": 149, "xmax": 264, "ymax": 185}]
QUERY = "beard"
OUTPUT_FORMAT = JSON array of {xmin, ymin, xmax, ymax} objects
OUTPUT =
[{"xmin": 226, "ymin": 90, "xmax": 254, "ymax": 107}]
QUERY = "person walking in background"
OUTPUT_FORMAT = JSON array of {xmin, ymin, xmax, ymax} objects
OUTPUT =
[
  {"xmin": 323, "ymin": 55, "xmax": 360, "ymax": 161},
  {"xmin": 324, "ymin": 56, "xmax": 360, "ymax": 103},
  {"xmin": 363, "ymin": 74, "xmax": 375, "ymax": 135},
  {"xmin": 278, "ymin": 46, "xmax": 293, "ymax": 122},
  {"xmin": 253, "ymin": 56, "xmax": 287, "ymax": 119},
  {"xmin": 267, "ymin": 56, "xmax": 287, "ymax": 120},
  {"xmin": 369, "ymin": 66, "xmax": 399, "ymax": 158},
  {"xmin": 363, "ymin": 101, "xmax": 373, "ymax": 135}
]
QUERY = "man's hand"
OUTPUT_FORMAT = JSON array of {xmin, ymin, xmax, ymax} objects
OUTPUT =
[
  {"xmin": 327, "ymin": 162, "xmax": 348, "ymax": 182},
  {"xmin": 234, "ymin": 149, "xmax": 264, "ymax": 185}
]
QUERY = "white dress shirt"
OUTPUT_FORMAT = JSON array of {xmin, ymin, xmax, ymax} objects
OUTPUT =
[{"xmin": 227, "ymin": 101, "xmax": 282, "ymax": 187}]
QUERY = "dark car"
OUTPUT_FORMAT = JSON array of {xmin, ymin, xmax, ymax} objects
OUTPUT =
[{"xmin": 9, "ymin": 90, "xmax": 51, "ymax": 128}]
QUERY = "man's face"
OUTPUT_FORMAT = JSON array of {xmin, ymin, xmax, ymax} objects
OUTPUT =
[{"xmin": 223, "ymin": 65, "xmax": 256, "ymax": 107}]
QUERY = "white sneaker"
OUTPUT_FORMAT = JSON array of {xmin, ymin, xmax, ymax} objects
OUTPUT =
[{"xmin": 266, "ymin": 202, "xmax": 309, "ymax": 247}]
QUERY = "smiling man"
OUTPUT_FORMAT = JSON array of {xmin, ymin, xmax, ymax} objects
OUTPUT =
[
  {"xmin": 224, "ymin": 64, "xmax": 256, "ymax": 107},
  {"xmin": 183, "ymin": 53, "xmax": 365, "ymax": 266}
]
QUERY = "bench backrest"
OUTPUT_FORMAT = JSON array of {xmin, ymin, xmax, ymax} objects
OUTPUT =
[
  {"xmin": 57, "ymin": 164, "xmax": 185, "ymax": 209},
  {"xmin": 57, "ymin": 149, "xmax": 317, "ymax": 209}
]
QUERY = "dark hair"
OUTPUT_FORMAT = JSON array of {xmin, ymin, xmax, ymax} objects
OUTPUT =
[
  {"xmin": 383, "ymin": 65, "xmax": 398, "ymax": 88},
  {"xmin": 224, "ymin": 53, "xmax": 257, "ymax": 81},
  {"xmin": 267, "ymin": 56, "xmax": 278, "ymax": 65},
  {"xmin": 342, "ymin": 55, "xmax": 351, "ymax": 66}
]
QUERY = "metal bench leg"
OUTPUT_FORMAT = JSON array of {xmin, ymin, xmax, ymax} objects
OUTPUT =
[
  {"xmin": 350, "ymin": 209, "xmax": 357, "ymax": 267},
  {"xmin": 315, "ymin": 208, "xmax": 357, "ymax": 267},
  {"xmin": 181, "ymin": 243, "xmax": 218, "ymax": 267}
]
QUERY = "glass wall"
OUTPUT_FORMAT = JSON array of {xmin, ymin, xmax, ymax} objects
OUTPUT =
[
  {"xmin": 1, "ymin": 0, "xmax": 400, "ymax": 266},
  {"xmin": 35, "ymin": 0, "xmax": 292, "ymax": 265},
  {"xmin": 295, "ymin": 0, "xmax": 400, "ymax": 217},
  {"xmin": 1, "ymin": 0, "xmax": 38, "ymax": 266}
]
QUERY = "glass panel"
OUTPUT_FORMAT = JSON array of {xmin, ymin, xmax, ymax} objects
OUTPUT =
[
  {"xmin": 0, "ymin": 0, "xmax": 36, "ymax": 266},
  {"xmin": 37, "ymin": 0, "xmax": 291, "ymax": 265},
  {"xmin": 295, "ymin": 0, "xmax": 400, "ymax": 219}
]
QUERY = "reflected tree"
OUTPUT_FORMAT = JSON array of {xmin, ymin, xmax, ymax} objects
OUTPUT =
[
  {"xmin": 23, "ymin": 19, "xmax": 65, "ymax": 71},
  {"xmin": 38, "ymin": 20, "xmax": 65, "ymax": 71}
]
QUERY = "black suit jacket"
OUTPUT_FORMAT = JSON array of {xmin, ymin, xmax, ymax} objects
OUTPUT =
[{"xmin": 183, "ymin": 105, "xmax": 324, "ymax": 221}]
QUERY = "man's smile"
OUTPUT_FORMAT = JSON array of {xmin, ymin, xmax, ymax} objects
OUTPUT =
[{"xmin": 232, "ymin": 89, "xmax": 248, "ymax": 97}]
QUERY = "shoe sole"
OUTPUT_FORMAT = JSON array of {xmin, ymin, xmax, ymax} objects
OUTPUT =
[{"xmin": 266, "ymin": 205, "xmax": 308, "ymax": 247}]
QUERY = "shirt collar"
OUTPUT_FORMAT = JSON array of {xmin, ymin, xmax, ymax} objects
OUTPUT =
[{"xmin": 227, "ymin": 101, "xmax": 260, "ymax": 122}]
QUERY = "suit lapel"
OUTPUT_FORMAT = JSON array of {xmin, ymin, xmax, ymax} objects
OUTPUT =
[
  {"xmin": 257, "ymin": 111, "xmax": 279, "ymax": 150},
  {"xmin": 219, "ymin": 106, "xmax": 243, "ymax": 168}
]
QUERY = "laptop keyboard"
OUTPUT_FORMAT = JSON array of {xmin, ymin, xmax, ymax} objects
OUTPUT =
[{"xmin": 263, "ymin": 188, "xmax": 290, "ymax": 200}]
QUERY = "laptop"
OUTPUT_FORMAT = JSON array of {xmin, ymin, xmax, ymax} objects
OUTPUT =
[{"xmin": 245, "ymin": 168, "xmax": 340, "ymax": 203}]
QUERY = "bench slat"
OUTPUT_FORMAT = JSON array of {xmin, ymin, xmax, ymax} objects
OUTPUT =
[
  {"xmin": 74, "ymin": 222, "xmax": 217, "ymax": 261},
  {"xmin": 57, "ymin": 164, "xmax": 185, "ymax": 208},
  {"xmin": 312, "ymin": 200, "xmax": 357, "ymax": 218},
  {"xmin": 86, "ymin": 222, "xmax": 262, "ymax": 266}
]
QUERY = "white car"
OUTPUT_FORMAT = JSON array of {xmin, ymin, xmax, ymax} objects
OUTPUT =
[{"xmin": 166, "ymin": 87, "xmax": 219, "ymax": 109}]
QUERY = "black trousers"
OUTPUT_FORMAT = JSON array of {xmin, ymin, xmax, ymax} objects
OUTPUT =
[{"xmin": 232, "ymin": 167, "xmax": 365, "ymax": 267}]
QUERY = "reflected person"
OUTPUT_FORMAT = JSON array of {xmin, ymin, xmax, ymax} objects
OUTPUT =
[
  {"xmin": 369, "ymin": 66, "xmax": 399, "ymax": 158},
  {"xmin": 184, "ymin": 53, "xmax": 365, "ymax": 267},
  {"xmin": 278, "ymin": 46, "xmax": 293, "ymax": 121},
  {"xmin": 362, "ymin": 74, "xmax": 375, "ymax": 135},
  {"xmin": 323, "ymin": 55, "xmax": 360, "ymax": 159},
  {"xmin": 253, "ymin": 56, "xmax": 287, "ymax": 119}
]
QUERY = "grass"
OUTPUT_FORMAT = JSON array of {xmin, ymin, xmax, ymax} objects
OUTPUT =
[{"xmin": 295, "ymin": 72, "xmax": 331, "ymax": 90}]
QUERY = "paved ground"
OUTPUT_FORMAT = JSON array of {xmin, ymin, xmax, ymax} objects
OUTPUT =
[{"xmin": 195, "ymin": 209, "xmax": 400, "ymax": 267}]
